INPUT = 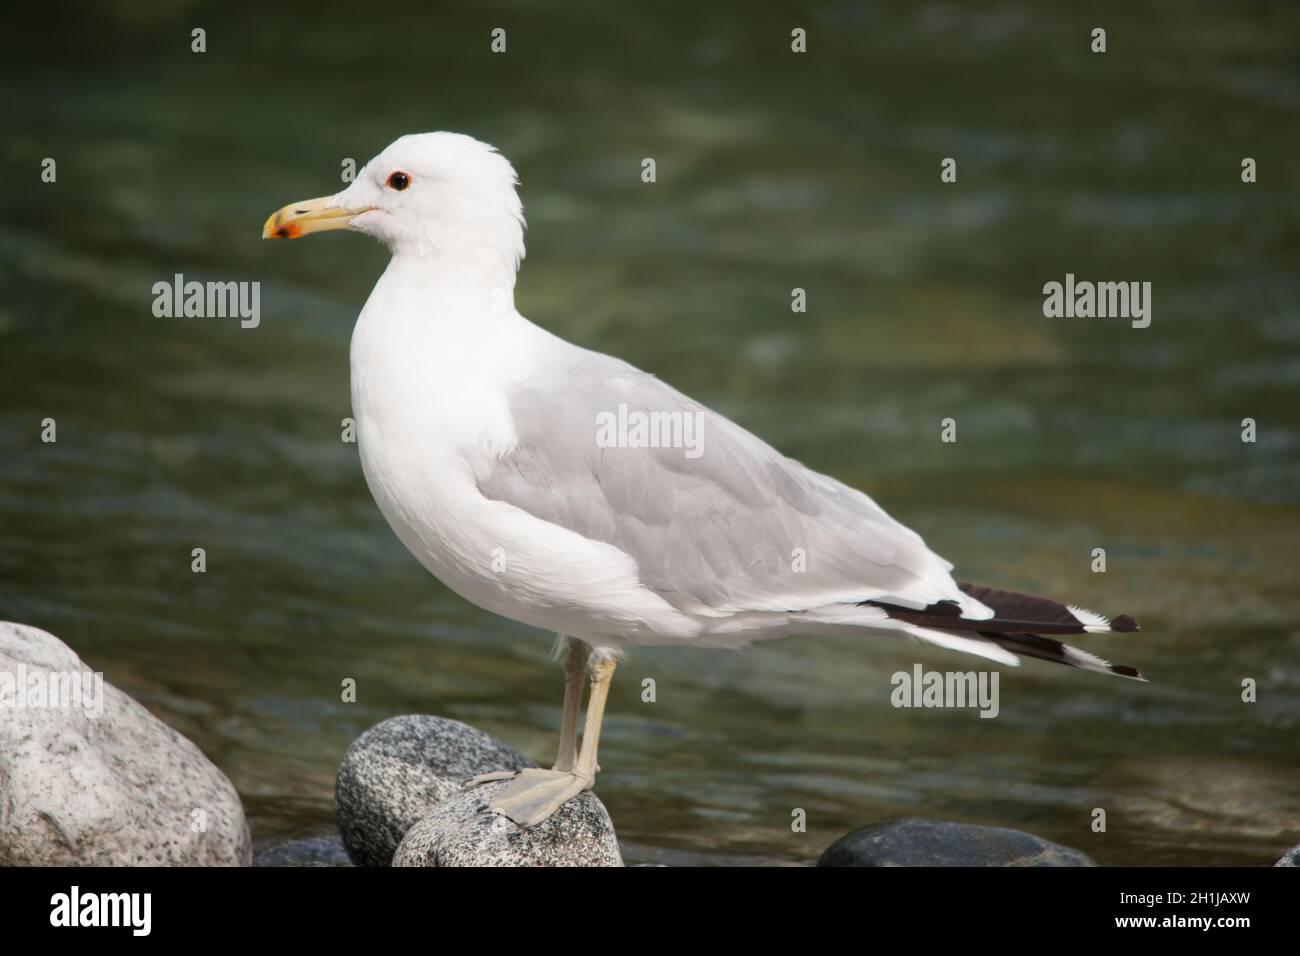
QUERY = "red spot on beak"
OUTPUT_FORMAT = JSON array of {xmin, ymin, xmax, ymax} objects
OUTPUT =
[{"xmin": 277, "ymin": 224, "xmax": 299, "ymax": 239}]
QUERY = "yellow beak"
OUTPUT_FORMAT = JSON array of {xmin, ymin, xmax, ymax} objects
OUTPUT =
[{"xmin": 262, "ymin": 195, "xmax": 372, "ymax": 239}]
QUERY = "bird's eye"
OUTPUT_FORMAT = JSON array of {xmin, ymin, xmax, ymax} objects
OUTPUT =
[{"xmin": 386, "ymin": 171, "xmax": 411, "ymax": 191}]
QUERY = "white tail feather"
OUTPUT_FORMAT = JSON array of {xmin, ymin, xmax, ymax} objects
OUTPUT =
[{"xmin": 902, "ymin": 625, "xmax": 1021, "ymax": 667}]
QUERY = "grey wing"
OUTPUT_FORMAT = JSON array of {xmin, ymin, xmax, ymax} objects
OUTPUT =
[{"xmin": 479, "ymin": 349, "xmax": 968, "ymax": 619}]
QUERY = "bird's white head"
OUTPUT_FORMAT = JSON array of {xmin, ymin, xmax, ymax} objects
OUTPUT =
[{"xmin": 263, "ymin": 132, "xmax": 526, "ymax": 283}]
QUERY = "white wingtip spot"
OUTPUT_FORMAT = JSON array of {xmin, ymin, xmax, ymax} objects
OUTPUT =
[
  {"xmin": 1067, "ymin": 604, "xmax": 1111, "ymax": 630},
  {"xmin": 1062, "ymin": 644, "xmax": 1114, "ymax": 671}
]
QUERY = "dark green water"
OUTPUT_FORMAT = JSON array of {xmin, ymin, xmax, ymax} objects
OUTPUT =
[{"xmin": 2, "ymin": 1, "xmax": 1298, "ymax": 865}]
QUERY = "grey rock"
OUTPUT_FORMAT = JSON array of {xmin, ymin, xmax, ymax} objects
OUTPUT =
[
  {"xmin": 255, "ymin": 832, "xmax": 353, "ymax": 867},
  {"xmin": 393, "ymin": 778, "xmax": 623, "ymax": 867},
  {"xmin": 1275, "ymin": 845, "xmax": 1299, "ymax": 867},
  {"xmin": 817, "ymin": 817, "xmax": 1095, "ymax": 867},
  {"xmin": 0, "ymin": 621, "xmax": 251, "ymax": 866},
  {"xmin": 335, "ymin": 714, "xmax": 533, "ymax": 866}
]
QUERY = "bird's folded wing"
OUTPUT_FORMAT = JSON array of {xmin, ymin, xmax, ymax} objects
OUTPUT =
[{"xmin": 477, "ymin": 349, "xmax": 977, "ymax": 619}]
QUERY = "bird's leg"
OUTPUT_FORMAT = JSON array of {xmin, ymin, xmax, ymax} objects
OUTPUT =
[
  {"xmin": 573, "ymin": 656, "xmax": 615, "ymax": 786},
  {"xmin": 462, "ymin": 639, "xmax": 590, "ymax": 790},
  {"xmin": 552, "ymin": 638, "xmax": 590, "ymax": 773},
  {"xmin": 463, "ymin": 637, "xmax": 590, "ymax": 789},
  {"xmin": 478, "ymin": 657, "xmax": 618, "ymax": 827}
]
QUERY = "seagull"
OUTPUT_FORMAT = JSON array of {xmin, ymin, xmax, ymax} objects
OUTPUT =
[{"xmin": 263, "ymin": 132, "xmax": 1144, "ymax": 827}]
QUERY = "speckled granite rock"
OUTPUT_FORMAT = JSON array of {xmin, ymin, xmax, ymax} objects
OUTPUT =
[
  {"xmin": 255, "ymin": 832, "xmax": 353, "ymax": 867},
  {"xmin": 0, "ymin": 621, "xmax": 251, "ymax": 866},
  {"xmin": 1275, "ymin": 844, "xmax": 1300, "ymax": 866},
  {"xmin": 817, "ymin": 817, "xmax": 1095, "ymax": 867},
  {"xmin": 335, "ymin": 714, "xmax": 534, "ymax": 866},
  {"xmin": 393, "ymin": 778, "xmax": 623, "ymax": 867}
]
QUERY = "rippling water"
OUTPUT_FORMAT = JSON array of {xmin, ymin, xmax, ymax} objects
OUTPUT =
[{"xmin": 2, "ymin": 1, "xmax": 1298, "ymax": 865}]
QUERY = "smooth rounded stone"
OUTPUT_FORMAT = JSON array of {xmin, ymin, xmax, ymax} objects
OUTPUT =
[
  {"xmin": 0, "ymin": 621, "xmax": 251, "ymax": 866},
  {"xmin": 393, "ymin": 778, "xmax": 623, "ymax": 867},
  {"xmin": 1275, "ymin": 844, "xmax": 1300, "ymax": 867},
  {"xmin": 335, "ymin": 714, "xmax": 534, "ymax": 866},
  {"xmin": 255, "ymin": 832, "xmax": 353, "ymax": 867},
  {"xmin": 817, "ymin": 817, "xmax": 1096, "ymax": 867}
]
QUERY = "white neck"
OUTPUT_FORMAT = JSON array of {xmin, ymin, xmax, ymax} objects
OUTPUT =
[{"xmin": 366, "ymin": 251, "xmax": 519, "ymax": 326}]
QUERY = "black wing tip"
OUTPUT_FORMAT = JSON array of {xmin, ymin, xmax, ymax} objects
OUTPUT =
[
  {"xmin": 1110, "ymin": 663, "xmax": 1148, "ymax": 682},
  {"xmin": 959, "ymin": 582, "xmax": 1143, "ymax": 635}
]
